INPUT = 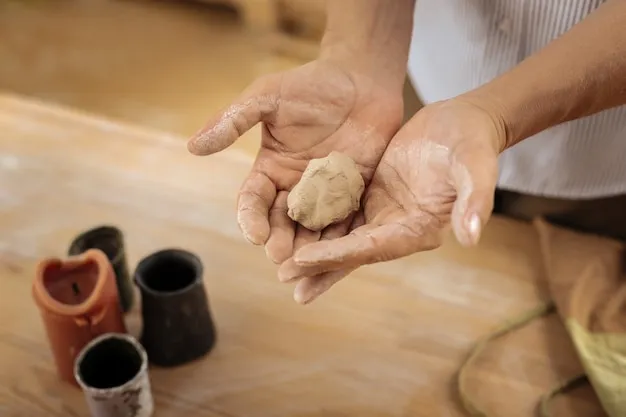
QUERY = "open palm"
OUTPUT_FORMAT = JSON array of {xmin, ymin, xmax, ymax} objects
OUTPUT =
[
  {"xmin": 279, "ymin": 99, "xmax": 506, "ymax": 304},
  {"xmin": 188, "ymin": 60, "xmax": 403, "ymax": 264}
]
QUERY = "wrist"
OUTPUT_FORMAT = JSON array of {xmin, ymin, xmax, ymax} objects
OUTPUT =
[
  {"xmin": 457, "ymin": 0, "xmax": 626, "ymax": 150},
  {"xmin": 319, "ymin": 0, "xmax": 415, "ymax": 93},
  {"xmin": 452, "ymin": 92, "xmax": 511, "ymax": 154},
  {"xmin": 319, "ymin": 37, "xmax": 408, "ymax": 93}
]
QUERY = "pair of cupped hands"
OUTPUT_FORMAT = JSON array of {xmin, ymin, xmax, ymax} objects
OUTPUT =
[{"xmin": 188, "ymin": 59, "xmax": 506, "ymax": 304}]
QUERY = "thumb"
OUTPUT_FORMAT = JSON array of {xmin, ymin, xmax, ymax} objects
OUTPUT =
[
  {"xmin": 449, "ymin": 144, "xmax": 498, "ymax": 247},
  {"xmin": 294, "ymin": 221, "xmax": 440, "ymax": 273},
  {"xmin": 187, "ymin": 76, "xmax": 280, "ymax": 156}
]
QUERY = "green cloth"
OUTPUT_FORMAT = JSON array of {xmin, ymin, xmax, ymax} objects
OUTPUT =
[{"xmin": 567, "ymin": 320, "xmax": 626, "ymax": 416}]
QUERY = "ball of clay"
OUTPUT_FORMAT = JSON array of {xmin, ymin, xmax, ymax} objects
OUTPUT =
[{"xmin": 287, "ymin": 151, "xmax": 365, "ymax": 231}]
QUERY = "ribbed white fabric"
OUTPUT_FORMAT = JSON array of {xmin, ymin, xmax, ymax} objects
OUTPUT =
[{"xmin": 407, "ymin": 0, "xmax": 626, "ymax": 199}]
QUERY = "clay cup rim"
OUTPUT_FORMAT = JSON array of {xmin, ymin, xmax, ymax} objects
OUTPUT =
[
  {"xmin": 134, "ymin": 248, "xmax": 203, "ymax": 296},
  {"xmin": 32, "ymin": 248, "xmax": 114, "ymax": 315},
  {"xmin": 74, "ymin": 332, "xmax": 148, "ymax": 394},
  {"xmin": 68, "ymin": 225, "xmax": 125, "ymax": 264}
]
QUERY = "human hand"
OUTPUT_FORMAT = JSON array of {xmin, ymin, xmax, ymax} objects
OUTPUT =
[
  {"xmin": 278, "ymin": 98, "xmax": 507, "ymax": 304},
  {"xmin": 187, "ymin": 59, "xmax": 403, "ymax": 264}
]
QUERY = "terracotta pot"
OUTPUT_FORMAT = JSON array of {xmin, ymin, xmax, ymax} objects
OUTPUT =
[
  {"xmin": 75, "ymin": 333, "xmax": 154, "ymax": 417},
  {"xmin": 32, "ymin": 249, "xmax": 127, "ymax": 385},
  {"xmin": 68, "ymin": 225, "xmax": 134, "ymax": 313},
  {"xmin": 134, "ymin": 249, "xmax": 216, "ymax": 367}
]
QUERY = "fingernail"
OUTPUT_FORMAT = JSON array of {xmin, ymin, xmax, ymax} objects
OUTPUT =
[
  {"xmin": 237, "ymin": 217, "xmax": 268, "ymax": 246},
  {"xmin": 187, "ymin": 128, "xmax": 209, "ymax": 152},
  {"xmin": 264, "ymin": 246, "xmax": 281, "ymax": 265},
  {"xmin": 265, "ymin": 241, "xmax": 292, "ymax": 265},
  {"xmin": 241, "ymin": 229, "xmax": 262, "ymax": 246},
  {"xmin": 294, "ymin": 286, "xmax": 317, "ymax": 305},
  {"xmin": 278, "ymin": 271, "xmax": 296, "ymax": 282},
  {"xmin": 294, "ymin": 276, "xmax": 340, "ymax": 305},
  {"xmin": 277, "ymin": 261, "xmax": 301, "ymax": 282},
  {"xmin": 187, "ymin": 137, "xmax": 200, "ymax": 154},
  {"xmin": 466, "ymin": 213, "xmax": 482, "ymax": 245},
  {"xmin": 293, "ymin": 290, "xmax": 308, "ymax": 304}
]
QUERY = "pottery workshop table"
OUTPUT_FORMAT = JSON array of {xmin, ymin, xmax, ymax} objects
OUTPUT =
[{"xmin": 0, "ymin": 93, "xmax": 605, "ymax": 417}]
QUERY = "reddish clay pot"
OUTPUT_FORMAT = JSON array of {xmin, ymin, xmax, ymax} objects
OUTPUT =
[{"xmin": 32, "ymin": 249, "xmax": 127, "ymax": 385}]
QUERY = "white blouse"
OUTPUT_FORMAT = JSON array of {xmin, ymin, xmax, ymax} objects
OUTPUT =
[{"xmin": 407, "ymin": 0, "xmax": 626, "ymax": 199}]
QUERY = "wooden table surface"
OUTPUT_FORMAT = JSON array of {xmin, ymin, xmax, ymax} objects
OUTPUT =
[{"xmin": 0, "ymin": 94, "xmax": 604, "ymax": 416}]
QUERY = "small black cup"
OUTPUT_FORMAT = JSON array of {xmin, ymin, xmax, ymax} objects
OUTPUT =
[
  {"xmin": 134, "ymin": 249, "xmax": 217, "ymax": 367},
  {"xmin": 69, "ymin": 225, "xmax": 134, "ymax": 313}
]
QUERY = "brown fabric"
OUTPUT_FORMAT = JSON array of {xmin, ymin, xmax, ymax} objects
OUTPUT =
[
  {"xmin": 534, "ymin": 218, "xmax": 626, "ymax": 416},
  {"xmin": 457, "ymin": 302, "xmax": 558, "ymax": 417},
  {"xmin": 535, "ymin": 218, "xmax": 626, "ymax": 332},
  {"xmin": 458, "ymin": 219, "xmax": 626, "ymax": 416},
  {"xmin": 497, "ymin": 191, "xmax": 626, "ymax": 242}
]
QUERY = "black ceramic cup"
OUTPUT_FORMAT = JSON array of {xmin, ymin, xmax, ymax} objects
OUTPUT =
[
  {"xmin": 69, "ymin": 225, "xmax": 134, "ymax": 313},
  {"xmin": 134, "ymin": 248, "xmax": 217, "ymax": 367}
]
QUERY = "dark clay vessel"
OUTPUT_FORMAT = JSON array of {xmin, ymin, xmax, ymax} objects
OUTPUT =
[
  {"xmin": 134, "ymin": 249, "xmax": 216, "ymax": 367},
  {"xmin": 69, "ymin": 225, "xmax": 134, "ymax": 313}
]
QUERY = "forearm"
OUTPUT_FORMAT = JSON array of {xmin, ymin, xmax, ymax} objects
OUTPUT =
[
  {"xmin": 463, "ymin": 0, "xmax": 626, "ymax": 151},
  {"xmin": 319, "ymin": 0, "xmax": 416, "ymax": 91}
]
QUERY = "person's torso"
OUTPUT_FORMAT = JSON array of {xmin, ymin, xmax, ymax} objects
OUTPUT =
[{"xmin": 407, "ymin": 0, "xmax": 626, "ymax": 199}]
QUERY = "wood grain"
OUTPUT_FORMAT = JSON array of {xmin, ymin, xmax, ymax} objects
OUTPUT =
[{"xmin": 0, "ymin": 94, "xmax": 604, "ymax": 416}]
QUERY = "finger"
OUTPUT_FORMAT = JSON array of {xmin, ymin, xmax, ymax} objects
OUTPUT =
[
  {"xmin": 293, "ymin": 268, "xmax": 356, "ymax": 305},
  {"xmin": 294, "ymin": 221, "xmax": 440, "ymax": 272},
  {"xmin": 286, "ymin": 214, "xmax": 362, "ymax": 302},
  {"xmin": 349, "ymin": 210, "xmax": 366, "ymax": 231},
  {"xmin": 293, "ymin": 224, "xmax": 321, "ymax": 251},
  {"xmin": 187, "ymin": 77, "xmax": 280, "ymax": 156},
  {"xmin": 237, "ymin": 171, "xmax": 276, "ymax": 245},
  {"xmin": 277, "ymin": 225, "xmax": 321, "ymax": 282},
  {"xmin": 265, "ymin": 191, "xmax": 295, "ymax": 264},
  {"xmin": 320, "ymin": 215, "xmax": 353, "ymax": 241},
  {"xmin": 278, "ymin": 217, "xmax": 352, "ymax": 282},
  {"xmin": 278, "ymin": 224, "xmax": 321, "ymax": 282},
  {"xmin": 449, "ymin": 146, "xmax": 498, "ymax": 247},
  {"xmin": 278, "ymin": 257, "xmax": 315, "ymax": 282}
]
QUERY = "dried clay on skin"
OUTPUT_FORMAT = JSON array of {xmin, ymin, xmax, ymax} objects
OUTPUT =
[{"xmin": 287, "ymin": 151, "xmax": 364, "ymax": 231}]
